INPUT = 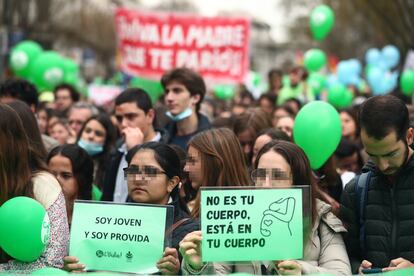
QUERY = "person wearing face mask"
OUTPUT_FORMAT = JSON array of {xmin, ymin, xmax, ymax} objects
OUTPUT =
[
  {"xmin": 161, "ymin": 68, "xmax": 211, "ymax": 150},
  {"xmin": 77, "ymin": 114, "xmax": 116, "ymax": 190}
]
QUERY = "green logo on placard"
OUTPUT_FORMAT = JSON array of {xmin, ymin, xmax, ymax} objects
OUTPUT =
[
  {"xmin": 126, "ymin": 251, "xmax": 133, "ymax": 262},
  {"xmin": 41, "ymin": 214, "xmax": 50, "ymax": 245}
]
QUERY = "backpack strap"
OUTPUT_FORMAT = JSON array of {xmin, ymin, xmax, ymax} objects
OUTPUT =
[
  {"xmin": 165, "ymin": 218, "xmax": 190, "ymax": 237},
  {"xmin": 354, "ymin": 171, "xmax": 372, "ymax": 257}
]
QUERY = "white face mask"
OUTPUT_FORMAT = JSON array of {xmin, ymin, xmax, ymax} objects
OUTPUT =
[{"xmin": 165, "ymin": 107, "xmax": 193, "ymax": 122}]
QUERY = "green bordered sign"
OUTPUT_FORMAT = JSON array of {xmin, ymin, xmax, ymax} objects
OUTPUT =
[
  {"xmin": 70, "ymin": 201, "xmax": 173, "ymax": 274},
  {"xmin": 201, "ymin": 187, "xmax": 307, "ymax": 262}
]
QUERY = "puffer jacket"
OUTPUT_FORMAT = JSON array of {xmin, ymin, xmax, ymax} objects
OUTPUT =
[{"xmin": 340, "ymin": 157, "xmax": 414, "ymax": 273}]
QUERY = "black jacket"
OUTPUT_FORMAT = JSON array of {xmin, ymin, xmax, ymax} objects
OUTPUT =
[
  {"xmin": 165, "ymin": 113, "xmax": 211, "ymax": 150},
  {"xmin": 101, "ymin": 128, "xmax": 169, "ymax": 202},
  {"xmin": 340, "ymin": 156, "xmax": 414, "ymax": 272}
]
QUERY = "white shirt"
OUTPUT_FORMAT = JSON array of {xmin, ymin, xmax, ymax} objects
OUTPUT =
[{"xmin": 113, "ymin": 132, "xmax": 162, "ymax": 203}]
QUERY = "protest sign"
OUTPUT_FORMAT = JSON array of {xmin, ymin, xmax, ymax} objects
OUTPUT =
[
  {"xmin": 70, "ymin": 201, "xmax": 173, "ymax": 274},
  {"xmin": 201, "ymin": 187, "xmax": 305, "ymax": 262},
  {"xmin": 87, "ymin": 84, "xmax": 123, "ymax": 106},
  {"xmin": 115, "ymin": 8, "xmax": 250, "ymax": 83}
]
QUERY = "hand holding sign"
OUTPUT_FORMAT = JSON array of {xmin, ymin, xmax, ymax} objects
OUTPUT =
[
  {"xmin": 62, "ymin": 256, "xmax": 86, "ymax": 272},
  {"xmin": 179, "ymin": 231, "xmax": 203, "ymax": 271},
  {"xmin": 156, "ymin": 247, "xmax": 180, "ymax": 275},
  {"xmin": 276, "ymin": 260, "xmax": 302, "ymax": 275}
]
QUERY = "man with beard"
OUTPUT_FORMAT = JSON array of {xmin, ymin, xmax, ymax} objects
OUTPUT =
[{"xmin": 340, "ymin": 95, "xmax": 414, "ymax": 274}]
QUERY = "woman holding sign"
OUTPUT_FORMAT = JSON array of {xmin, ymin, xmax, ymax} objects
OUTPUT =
[
  {"xmin": 252, "ymin": 140, "xmax": 351, "ymax": 275},
  {"xmin": 181, "ymin": 128, "xmax": 265, "ymax": 274},
  {"xmin": 0, "ymin": 104, "xmax": 69, "ymax": 273},
  {"xmin": 64, "ymin": 142, "xmax": 198, "ymax": 274}
]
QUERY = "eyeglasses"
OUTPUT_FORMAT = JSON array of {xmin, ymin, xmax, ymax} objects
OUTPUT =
[
  {"xmin": 251, "ymin": 168, "xmax": 290, "ymax": 182},
  {"xmin": 123, "ymin": 165, "xmax": 167, "ymax": 180}
]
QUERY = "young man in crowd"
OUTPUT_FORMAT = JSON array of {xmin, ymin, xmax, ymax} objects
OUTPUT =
[
  {"xmin": 102, "ymin": 88, "xmax": 168, "ymax": 202},
  {"xmin": 340, "ymin": 95, "xmax": 414, "ymax": 273},
  {"xmin": 161, "ymin": 68, "xmax": 210, "ymax": 150}
]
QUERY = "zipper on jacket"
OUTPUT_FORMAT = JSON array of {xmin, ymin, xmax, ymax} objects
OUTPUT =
[{"xmin": 390, "ymin": 185, "xmax": 398, "ymax": 259}]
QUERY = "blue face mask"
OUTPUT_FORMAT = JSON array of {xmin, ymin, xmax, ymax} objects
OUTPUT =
[
  {"xmin": 78, "ymin": 139, "xmax": 104, "ymax": 156},
  {"xmin": 165, "ymin": 107, "xmax": 193, "ymax": 122}
]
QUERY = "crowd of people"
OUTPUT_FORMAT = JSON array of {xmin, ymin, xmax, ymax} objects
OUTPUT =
[{"xmin": 0, "ymin": 65, "xmax": 414, "ymax": 275}]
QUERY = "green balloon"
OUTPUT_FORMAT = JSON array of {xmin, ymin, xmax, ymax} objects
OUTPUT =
[
  {"xmin": 400, "ymin": 70, "xmax": 414, "ymax": 96},
  {"xmin": 0, "ymin": 197, "xmax": 50, "ymax": 262},
  {"xmin": 130, "ymin": 77, "xmax": 164, "ymax": 104},
  {"xmin": 32, "ymin": 267, "xmax": 68, "ymax": 275},
  {"xmin": 293, "ymin": 101, "xmax": 341, "ymax": 169},
  {"xmin": 10, "ymin": 40, "xmax": 43, "ymax": 78},
  {"xmin": 328, "ymin": 83, "xmax": 353, "ymax": 108},
  {"xmin": 310, "ymin": 5, "xmax": 335, "ymax": 41},
  {"xmin": 304, "ymin": 49, "xmax": 327, "ymax": 72},
  {"xmin": 307, "ymin": 73, "xmax": 326, "ymax": 95},
  {"xmin": 62, "ymin": 58, "xmax": 79, "ymax": 85},
  {"xmin": 30, "ymin": 51, "xmax": 65, "ymax": 91},
  {"xmin": 214, "ymin": 84, "xmax": 235, "ymax": 100}
]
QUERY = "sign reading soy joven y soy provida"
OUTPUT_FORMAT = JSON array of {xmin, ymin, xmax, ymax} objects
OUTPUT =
[
  {"xmin": 70, "ymin": 201, "xmax": 173, "ymax": 274},
  {"xmin": 201, "ymin": 188, "xmax": 304, "ymax": 262}
]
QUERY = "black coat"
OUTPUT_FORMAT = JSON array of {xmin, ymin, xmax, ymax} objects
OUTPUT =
[
  {"xmin": 340, "ymin": 157, "xmax": 414, "ymax": 272},
  {"xmin": 102, "ymin": 129, "xmax": 169, "ymax": 202}
]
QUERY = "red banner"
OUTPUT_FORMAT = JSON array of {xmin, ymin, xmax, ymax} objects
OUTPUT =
[{"xmin": 115, "ymin": 8, "xmax": 250, "ymax": 83}]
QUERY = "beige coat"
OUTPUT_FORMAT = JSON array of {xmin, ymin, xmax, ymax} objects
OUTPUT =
[
  {"xmin": 182, "ymin": 199, "xmax": 350, "ymax": 275},
  {"xmin": 297, "ymin": 199, "xmax": 351, "ymax": 275}
]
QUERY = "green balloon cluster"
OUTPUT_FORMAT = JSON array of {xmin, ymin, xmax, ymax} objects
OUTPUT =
[
  {"xmin": 130, "ymin": 77, "xmax": 164, "ymax": 104},
  {"xmin": 293, "ymin": 101, "xmax": 342, "ymax": 169},
  {"xmin": 310, "ymin": 5, "xmax": 335, "ymax": 41},
  {"xmin": 307, "ymin": 73, "xmax": 326, "ymax": 95},
  {"xmin": 9, "ymin": 40, "xmax": 81, "ymax": 92},
  {"xmin": 400, "ymin": 70, "xmax": 414, "ymax": 96},
  {"xmin": 327, "ymin": 84, "xmax": 353, "ymax": 109},
  {"xmin": 0, "ymin": 197, "xmax": 50, "ymax": 262},
  {"xmin": 214, "ymin": 85, "xmax": 235, "ymax": 100},
  {"xmin": 304, "ymin": 49, "xmax": 327, "ymax": 72}
]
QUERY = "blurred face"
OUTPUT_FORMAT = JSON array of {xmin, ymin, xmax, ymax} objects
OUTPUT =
[
  {"xmin": 259, "ymin": 98, "xmax": 273, "ymax": 114},
  {"xmin": 237, "ymin": 129, "xmax": 255, "ymax": 163},
  {"xmin": 361, "ymin": 129, "xmax": 413, "ymax": 175},
  {"xmin": 55, "ymin": 89, "xmax": 73, "ymax": 111},
  {"xmin": 276, "ymin": 116, "xmax": 294, "ymax": 138},
  {"xmin": 37, "ymin": 110, "xmax": 48, "ymax": 134},
  {"xmin": 115, "ymin": 102, "xmax": 153, "ymax": 136},
  {"xmin": 127, "ymin": 149, "xmax": 175, "ymax": 204},
  {"xmin": 81, "ymin": 119, "xmax": 106, "ymax": 145},
  {"xmin": 272, "ymin": 108, "xmax": 290, "ymax": 127},
  {"xmin": 254, "ymin": 150, "xmax": 292, "ymax": 187},
  {"xmin": 49, "ymin": 155, "xmax": 78, "ymax": 202},
  {"xmin": 165, "ymin": 81, "xmax": 199, "ymax": 115},
  {"xmin": 337, "ymin": 152, "xmax": 360, "ymax": 173},
  {"xmin": 340, "ymin": 112, "xmax": 356, "ymax": 138},
  {"xmin": 252, "ymin": 134, "xmax": 272, "ymax": 165},
  {"xmin": 184, "ymin": 146, "xmax": 203, "ymax": 190},
  {"xmin": 50, "ymin": 123, "xmax": 70, "ymax": 145},
  {"xmin": 47, "ymin": 116, "xmax": 59, "ymax": 135},
  {"xmin": 69, "ymin": 108, "xmax": 93, "ymax": 136}
]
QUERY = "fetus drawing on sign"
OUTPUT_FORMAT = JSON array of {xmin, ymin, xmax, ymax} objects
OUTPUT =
[{"xmin": 260, "ymin": 197, "xmax": 296, "ymax": 237}]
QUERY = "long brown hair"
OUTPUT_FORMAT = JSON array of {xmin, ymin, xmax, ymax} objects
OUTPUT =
[
  {"xmin": 188, "ymin": 128, "xmax": 252, "ymax": 217},
  {"xmin": 254, "ymin": 140, "xmax": 318, "ymax": 225},
  {"xmin": 0, "ymin": 104, "xmax": 48, "ymax": 262}
]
